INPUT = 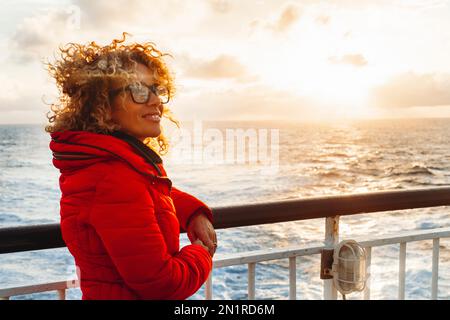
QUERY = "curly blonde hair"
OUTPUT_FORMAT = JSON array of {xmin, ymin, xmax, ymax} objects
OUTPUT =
[{"xmin": 45, "ymin": 32, "xmax": 180, "ymax": 155}]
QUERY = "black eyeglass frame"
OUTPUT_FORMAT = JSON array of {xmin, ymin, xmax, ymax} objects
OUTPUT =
[{"xmin": 109, "ymin": 82, "xmax": 170, "ymax": 104}]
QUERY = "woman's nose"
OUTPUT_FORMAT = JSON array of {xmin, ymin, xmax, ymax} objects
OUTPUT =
[
  {"xmin": 146, "ymin": 94, "xmax": 163, "ymax": 114},
  {"xmin": 146, "ymin": 92, "xmax": 161, "ymax": 106}
]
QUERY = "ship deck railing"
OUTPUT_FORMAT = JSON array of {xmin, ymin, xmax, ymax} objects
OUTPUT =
[{"xmin": 1, "ymin": 186, "xmax": 449, "ymax": 300}]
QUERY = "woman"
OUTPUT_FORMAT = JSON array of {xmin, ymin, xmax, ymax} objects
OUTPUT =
[{"xmin": 46, "ymin": 33, "xmax": 217, "ymax": 300}]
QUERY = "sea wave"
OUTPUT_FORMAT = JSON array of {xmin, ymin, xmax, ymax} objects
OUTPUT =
[
  {"xmin": 384, "ymin": 164, "xmax": 435, "ymax": 177},
  {"xmin": 1, "ymin": 119, "xmax": 450, "ymax": 300}
]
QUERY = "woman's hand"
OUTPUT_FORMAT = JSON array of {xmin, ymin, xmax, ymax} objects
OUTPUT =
[
  {"xmin": 187, "ymin": 212, "xmax": 217, "ymax": 257},
  {"xmin": 192, "ymin": 239, "xmax": 209, "ymax": 252}
]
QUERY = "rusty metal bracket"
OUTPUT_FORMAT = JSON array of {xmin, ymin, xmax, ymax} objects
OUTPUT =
[{"xmin": 320, "ymin": 248, "xmax": 334, "ymax": 279}]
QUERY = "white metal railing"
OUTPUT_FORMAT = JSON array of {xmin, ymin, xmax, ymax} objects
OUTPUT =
[
  {"xmin": 207, "ymin": 226, "xmax": 450, "ymax": 300},
  {"xmin": 1, "ymin": 223, "xmax": 449, "ymax": 300},
  {"xmin": 0, "ymin": 279, "xmax": 79, "ymax": 300}
]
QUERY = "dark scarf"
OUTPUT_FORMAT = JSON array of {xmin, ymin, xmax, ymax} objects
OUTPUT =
[{"xmin": 110, "ymin": 130, "xmax": 163, "ymax": 176}]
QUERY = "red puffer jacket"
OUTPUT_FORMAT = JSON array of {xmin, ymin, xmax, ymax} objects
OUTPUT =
[{"xmin": 49, "ymin": 130, "xmax": 213, "ymax": 300}]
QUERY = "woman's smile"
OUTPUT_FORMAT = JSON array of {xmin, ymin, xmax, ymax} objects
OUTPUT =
[{"xmin": 142, "ymin": 112, "xmax": 161, "ymax": 122}]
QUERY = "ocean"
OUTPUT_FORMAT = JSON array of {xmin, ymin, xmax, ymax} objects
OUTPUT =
[{"xmin": 0, "ymin": 118, "xmax": 449, "ymax": 300}]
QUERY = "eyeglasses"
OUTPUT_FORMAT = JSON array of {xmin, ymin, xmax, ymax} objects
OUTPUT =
[{"xmin": 110, "ymin": 82, "xmax": 170, "ymax": 104}]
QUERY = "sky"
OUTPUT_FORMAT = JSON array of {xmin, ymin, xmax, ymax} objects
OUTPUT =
[{"xmin": 1, "ymin": 0, "xmax": 450, "ymax": 124}]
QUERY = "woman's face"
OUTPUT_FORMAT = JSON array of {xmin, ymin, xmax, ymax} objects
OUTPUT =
[{"xmin": 110, "ymin": 63, "xmax": 164, "ymax": 141}]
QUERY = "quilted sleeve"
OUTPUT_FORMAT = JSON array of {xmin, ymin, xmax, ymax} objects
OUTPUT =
[
  {"xmin": 170, "ymin": 186, "xmax": 214, "ymax": 231},
  {"xmin": 88, "ymin": 172, "xmax": 212, "ymax": 300}
]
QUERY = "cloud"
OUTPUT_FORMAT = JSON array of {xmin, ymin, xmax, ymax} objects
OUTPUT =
[
  {"xmin": 270, "ymin": 3, "xmax": 302, "ymax": 33},
  {"xmin": 394, "ymin": 0, "xmax": 449, "ymax": 10},
  {"xmin": 0, "ymin": 85, "xmax": 51, "ymax": 124},
  {"xmin": 74, "ymin": 0, "xmax": 168, "ymax": 26},
  {"xmin": 371, "ymin": 72, "xmax": 450, "ymax": 108},
  {"xmin": 170, "ymin": 83, "xmax": 331, "ymax": 121},
  {"xmin": 8, "ymin": 8, "xmax": 74, "ymax": 64},
  {"xmin": 175, "ymin": 53, "xmax": 259, "ymax": 83},
  {"xmin": 0, "ymin": 69, "xmax": 56, "ymax": 115},
  {"xmin": 6, "ymin": 1, "xmax": 208, "ymax": 64},
  {"xmin": 310, "ymin": 0, "xmax": 447, "ymax": 9},
  {"xmin": 251, "ymin": 2, "xmax": 302, "ymax": 35},
  {"xmin": 206, "ymin": 0, "xmax": 232, "ymax": 13},
  {"xmin": 328, "ymin": 54, "xmax": 368, "ymax": 67},
  {"xmin": 73, "ymin": 0, "xmax": 206, "ymax": 30},
  {"xmin": 184, "ymin": 54, "xmax": 246, "ymax": 78},
  {"xmin": 315, "ymin": 15, "xmax": 331, "ymax": 25}
]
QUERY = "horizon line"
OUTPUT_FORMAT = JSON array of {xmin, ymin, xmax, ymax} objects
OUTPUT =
[{"xmin": 1, "ymin": 116, "xmax": 450, "ymax": 126}]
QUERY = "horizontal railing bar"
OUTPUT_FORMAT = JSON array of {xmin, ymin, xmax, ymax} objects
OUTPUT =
[
  {"xmin": 0, "ymin": 224, "xmax": 65, "ymax": 254},
  {"xmin": 0, "ymin": 279, "xmax": 79, "ymax": 298},
  {"xmin": 1, "ymin": 227, "xmax": 449, "ymax": 299},
  {"xmin": 1, "ymin": 187, "xmax": 450, "ymax": 254},
  {"xmin": 214, "ymin": 187, "xmax": 450, "ymax": 229},
  {"xmin": 213, "ymin": 245, "xmax": 324, "ymax": 268},
  {"xmin": 358, "ymin": 227, "xmax": 450, "ymax": 248},
  {"xmin": 213, "ymin": 227, "xmax": 450, "ymax": 268}
]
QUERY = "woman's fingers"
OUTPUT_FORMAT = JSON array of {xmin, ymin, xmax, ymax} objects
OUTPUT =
[
  {"xmin": 198, "ymin": 230, "xmax": 216, "ymax": 257},
  {"xmin": 212, "ymin": 230, "xmax": 217, "ymax": 245},
  {"xmin": 193, "ymin": 239, "xmax": 209, "ymax": 251},
  {"xmin": 191, "ymin": 234, "xmax": 213, "ymax": 255},
  {"xmin": 187, "ymin": 229, "xmax": 197, "ymax": 243},
  {"xmin": 210, "ymin": 229, "xmax": 218, "ymax": 254},
  {"xmin": 204, "ymin": 227, "xmax": 218, "ymax": 256},
  {"xmin": 207, "ymin": 224, "xmax": 217, "ymax": 253}
]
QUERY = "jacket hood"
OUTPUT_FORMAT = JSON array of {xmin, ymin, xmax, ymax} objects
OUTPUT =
[{"xmin": 49, "ymin": 130, "xmax": 168, "ymax": 179}]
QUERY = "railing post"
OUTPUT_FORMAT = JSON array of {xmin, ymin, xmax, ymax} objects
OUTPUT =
[
  {"xmin": 205, "ymin": 269, "xmax": 213, "ymax": 300},
  {"xmin": 57, "ymin": 289, "xmax": 66, "ymax": 300},
  {"xmin": 323, "ymin": 215, "xmax": 339, "ymax": 300},
  {"xmin": 289, "ymin": 256, "xmax": 297, "ymax": 300},
  {"xmin": 363, "ymin": 246, "xmax": 372, "ymax": 300},
  {"xmin": 431, "ymin": 238, "xmax": 440, "ymax": 300},
  {"xmin": 248, "ymin": 263, "xmax": 256, "ymax": 300},
  {"xmin": 398, "ymin": 242, "xmax": 407, "ymax": 300}
]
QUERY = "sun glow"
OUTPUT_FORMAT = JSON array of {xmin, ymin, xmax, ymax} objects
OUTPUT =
[
  {"xmin": 251, "ymin": 48, "xmax": 377, "ymax": 118},
  {"xmin": 244, "ymin": 20, "xmax": 392, "ymax": 119}
]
